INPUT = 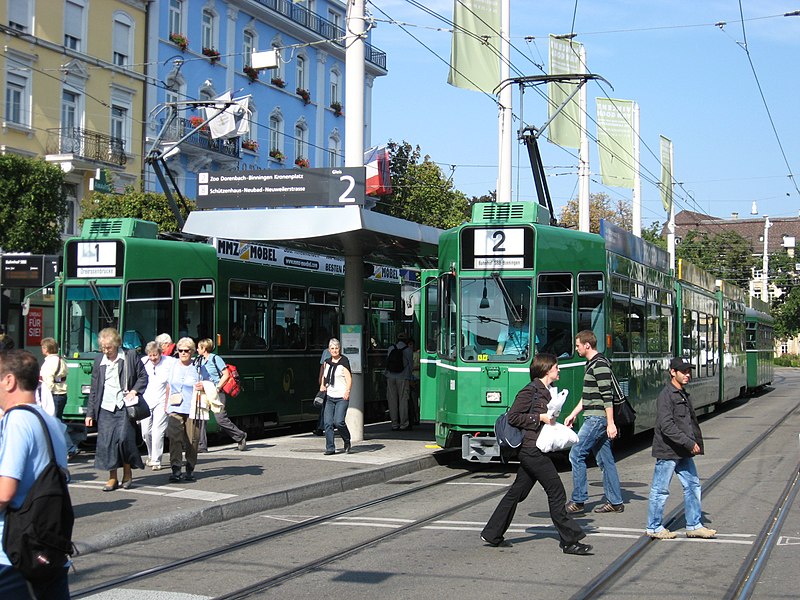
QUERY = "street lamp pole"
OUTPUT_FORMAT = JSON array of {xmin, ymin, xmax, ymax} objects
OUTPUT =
[{"xmin": 762, "ymin": 215, "xmax": 771, "ymax": 300}]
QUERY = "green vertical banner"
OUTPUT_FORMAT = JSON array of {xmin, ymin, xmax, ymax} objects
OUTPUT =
[
  {"xmin": 448, "ymin": 0, "xmax": 501, "ymax": 93},
  {"xmin": 596, "ymin": 98, "xmax": 634, "ymax": 188},
  {"xmin": 548, "ymin": 35, "xmax": 583, "ymax": 148},
  {"xmin": 660, "ymin": 135, "xmax": 673, "ymax": 214}
]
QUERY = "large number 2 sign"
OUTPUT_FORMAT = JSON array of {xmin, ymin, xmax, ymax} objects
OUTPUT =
[{"xmin": 338, "ymin": 175, "xmax": 356, "ymax": 203}]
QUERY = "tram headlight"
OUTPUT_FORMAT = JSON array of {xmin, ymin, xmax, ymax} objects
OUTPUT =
[{"xmin": 486, "ymin": 391, "xmax": 501, "ymax": 403}]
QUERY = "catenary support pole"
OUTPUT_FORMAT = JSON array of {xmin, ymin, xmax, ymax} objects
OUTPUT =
[{"xmin": 497, "ymin": 0, "xmax": 512, "ymax": 203}]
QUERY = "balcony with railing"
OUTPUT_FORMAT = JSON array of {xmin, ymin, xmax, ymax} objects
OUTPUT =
[
  {"xmin": 252, "ymin": 0, "xmax": 387, "ymax": 70},
  {"xmin": 160, "ymin": 117, "xmax": 241, "ymax": 160},
  {"xmin": 45, "ymin": 128, "xmax": 127, "ymax": 167}
]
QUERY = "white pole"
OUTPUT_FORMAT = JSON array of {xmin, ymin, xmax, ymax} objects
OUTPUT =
[
  {"xmin": 632, "ymin": 102, "xmax": 641, "ymax": 237},
  {"xmin": 497, "ymin": 0, "xmax": 512, "ymax": 203},
  {"xmin": 578, "ymin": 45, "xmax": 590, "ymax": 232},
  {"xmin": 667, "ymin": 143, "xmax": 676, "ymax": 272},
  {"xmin": 344, "ymin": 0, "xmax": 365, "ymax": 167},
  {"xmin": 763, "ymin": 216, "xmax": 771, "ymax": 300}
]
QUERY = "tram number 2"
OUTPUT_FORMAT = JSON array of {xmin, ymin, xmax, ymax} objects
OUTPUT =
[
  {"xmin": 338, "ymin": 175, "xmax": 356, "ymax": 203},
  {"xmin": 492, "ymin": 231, "xmax": 506, "ymax": 252}
]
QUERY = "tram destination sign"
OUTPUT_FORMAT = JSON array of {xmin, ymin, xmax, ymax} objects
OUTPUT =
[
  {"xmin": 195, "ymin": 167, "xmax": 366, "ymax": 208},
  {"xmin": 460, "ymin": 226, "xmax": 534, "ymax": 270}
]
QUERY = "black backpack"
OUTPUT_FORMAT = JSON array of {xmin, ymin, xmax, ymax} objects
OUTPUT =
[
  {"xmin": 386, "ymin": 345, "xmax": 405, "ymax": 373},
  {"xmin": 2, "ymin": 405, "xmax": 75, "ymax": 582}
]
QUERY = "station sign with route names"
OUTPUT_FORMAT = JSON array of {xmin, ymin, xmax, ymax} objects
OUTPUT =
[{"xmin": 195, "ymin": 167, "xmax": 366, "ymax": 208}]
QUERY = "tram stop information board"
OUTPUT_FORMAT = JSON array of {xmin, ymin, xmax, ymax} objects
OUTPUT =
[{"xmin": 195, "ymin": 167, "xmax": 366, "ymax": 209}]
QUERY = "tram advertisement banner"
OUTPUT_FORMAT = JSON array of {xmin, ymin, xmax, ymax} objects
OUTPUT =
[
  {"xmin": 25, "ymin": 307, "xmax": 43, "ymax": 346},
  {"xmin": 195, "ymin": 167, "xmax": 366, "ymax": 208},
  {"xmin": 340, "ymin": 325, "xmax": 363, "ymax": 374}
]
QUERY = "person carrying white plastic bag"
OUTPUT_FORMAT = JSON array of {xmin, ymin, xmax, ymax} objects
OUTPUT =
[{"xmin": 536, "ymin": 387, "xmax": 580, "ymax": 452}]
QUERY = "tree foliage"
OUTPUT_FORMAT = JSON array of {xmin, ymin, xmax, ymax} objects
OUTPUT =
[
  {"xmin": 641, "ymin": 221, "xmax": 667, "ymax": 250},
  {"xmin": 774, "ymin": 286, "xmax": 800, "ymax": 339},
  {"xmin": 375, "ymin": 140, "xmax": 470, "ymax": 230},
  {"xmin": 675, "ymin": 230, "xmax": 758, "ymax": 290},
  {"xmin": 0, "ymin": 155, "xmax": 67, "ymax": 253},
  {"xmin": 558, "ymin": 193, "xmax": 632, "ymax": 233},
  {"xmin": 80, "ymin": 183, "xmax": 195, "ymax": 233}
]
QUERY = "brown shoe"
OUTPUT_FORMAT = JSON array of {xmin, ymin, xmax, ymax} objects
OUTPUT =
[
  {"xmin": 593, "ymin": 502, "xmax": 624, "ymax": 513},
  {"xmin": 686, "ymin": 526, "xmax": 717, "ymax": 539},
  {"xmin": 565, "ymin": 501, "xmax": 585, "ymax": 513}
]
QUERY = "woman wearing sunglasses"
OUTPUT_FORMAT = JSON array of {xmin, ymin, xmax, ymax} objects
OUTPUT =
[{"xmin": 165, "ymin": 338, "xmax": 203, "ymax": 482}]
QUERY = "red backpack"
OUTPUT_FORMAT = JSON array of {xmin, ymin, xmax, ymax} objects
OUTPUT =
[{"xmin": 221, "ymin": 363, "xmax": 242, "ymax": 398}]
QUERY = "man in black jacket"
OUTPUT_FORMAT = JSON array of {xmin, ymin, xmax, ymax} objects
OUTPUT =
[{"xmin": 645, "ymin": 357, "xmax": 717, "ymax": 540}]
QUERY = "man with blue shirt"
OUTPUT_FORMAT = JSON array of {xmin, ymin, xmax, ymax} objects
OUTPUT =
[
  {"xmin": 0, "ymin": 350, "xmax": 71, "ymax": 599},
  {"xmin": 196, "ymin": 339, "xmax": 247, "ymax": 451}
]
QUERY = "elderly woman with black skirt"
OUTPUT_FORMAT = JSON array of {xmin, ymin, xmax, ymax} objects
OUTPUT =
[
  {"xmin": 481, "ymin": 352, "xmax": 593, "ymax": 555},
  {"xmin": 85, "ymin": 327, "xmax": 148, "ymax": 491},
  {"xmin": 166, "ymin": 337, "xmax": 203, "ymax": 482}
]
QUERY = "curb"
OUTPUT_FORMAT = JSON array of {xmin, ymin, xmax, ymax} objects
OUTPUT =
[{"xmin": 74, "ymin": 448, "xmax": 459, "ymax": 555}]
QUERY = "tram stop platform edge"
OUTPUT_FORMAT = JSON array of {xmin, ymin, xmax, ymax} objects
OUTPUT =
[{"xmin": 67, "ymin": 422, "xmax": 458, "ymax": 555}]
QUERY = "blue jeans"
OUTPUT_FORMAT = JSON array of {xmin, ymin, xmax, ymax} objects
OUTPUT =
[
  {"xmin": 646, "ymin": 457, "xmax": 703, "ymax": 533},
  {"xmin": 324, "ymin": 396, "xmax": 350, "ymax": 452},
  {"xmin": 0, "ymin": 564, "xmax": 70, "ymax": 599},
  {"xmin": 569, "ymin": 415, "xmax": 623, "ymax": 505}
]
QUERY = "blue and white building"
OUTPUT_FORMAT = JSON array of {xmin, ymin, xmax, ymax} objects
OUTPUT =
[{"xmin": 144, "ymin": 0, "xmax": 387, "ymax": 199}]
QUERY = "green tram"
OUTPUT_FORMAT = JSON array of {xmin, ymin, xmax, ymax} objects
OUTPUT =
[
  {"xmin": 419, "ymin": 202, "xmax": 766, "ymax": 458},
  {"xmin": 745, "ymin": 301, "xmax": 774, "ymax": 390},
  {"xmin": 56, "ymin": 218, "xmax": 416, "ymax": 439}
]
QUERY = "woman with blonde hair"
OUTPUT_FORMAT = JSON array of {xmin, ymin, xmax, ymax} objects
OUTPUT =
[
  {"xmin": 85, "ymin": 328, "xmax": 148, "ymax": 491},
  {"xmin": 165, "ymin": 337, "xmax": 203, "ymax": 482}
]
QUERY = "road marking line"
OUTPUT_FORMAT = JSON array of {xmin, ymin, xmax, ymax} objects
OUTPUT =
[
  {"xmin": 446, "ymin": 482, "xmax": 511, "ymax": 487},
  {"xmin": 334, "ymin": 516, "xmax": 415, "ymax": 523},
  {"xmin": 324, "ymin": 522, "xmax": 403, "ymax": 529}
]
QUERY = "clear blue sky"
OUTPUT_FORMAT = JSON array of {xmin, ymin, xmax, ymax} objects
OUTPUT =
[{"xmin": 368, "ymin": 1, "xmax": 800, "ymax": 227}]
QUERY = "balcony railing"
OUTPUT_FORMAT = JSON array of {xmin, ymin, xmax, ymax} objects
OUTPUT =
[
  {"xmin": 253, "ymin": 0, "xmax": 387, "ymax": 70},
  {"xmin": 161, "ymin": 117, "xmax": 241, "ymax": 159},
  {"xmin": 46, "ymin": 128, "xmax": 127, "ymax": 167}
]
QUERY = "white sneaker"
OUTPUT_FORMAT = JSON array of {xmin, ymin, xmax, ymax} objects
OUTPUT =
[{"xmin": 686, "ymin": 526, "xmax": 717, "ymax": 539}]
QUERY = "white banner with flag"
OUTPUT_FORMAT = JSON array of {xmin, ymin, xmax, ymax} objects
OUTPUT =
[
  {"xmin": 660, "ymin": 135, "xmax": 673, "ymax": 215},
  {"xmin": 448, "ymin": 0, "xmax": 501, "ymax": 93},
  {"xmin": 548, "ymin": 35, "xmax": 583, "ymax": 149},
  {"xmin": 596, "ymin": 98, "xmax": 634, "ymax": 188}
]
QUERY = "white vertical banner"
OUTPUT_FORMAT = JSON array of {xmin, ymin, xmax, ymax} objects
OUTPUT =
[
  {"xmin": 548, "ymin": 35, "xmax": 583, "ymax": 149},
  {"xmin": 596, "ymin": 98, "xmax": 635, "ymax": 188},
  {"xmin": 659, "ymin": 135, "xmax": 673, "ymax": 215},
  {"xmin": 448, "ymin": 0, "xmax": 501, "ymax": 93}
]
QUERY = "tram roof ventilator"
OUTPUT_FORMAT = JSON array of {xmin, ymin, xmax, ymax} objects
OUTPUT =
[{"xmin": 81, "ymin": 218, "xmax": 158, "ymax": 240}]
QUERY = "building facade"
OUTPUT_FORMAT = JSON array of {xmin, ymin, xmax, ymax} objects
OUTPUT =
[
  {"xmin": 144, "ymin": 0, "xmax": 387, "ymax": 200},
  {"xmin": 2, "ymin": 0, "xmax": 148, "ymax": 235}
]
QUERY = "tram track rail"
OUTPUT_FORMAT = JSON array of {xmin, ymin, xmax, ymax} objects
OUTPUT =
[
  {"xmin": 571, "ymin": 397, "xmax": 800, "ymax": 600},
  {"xmin": 71, "ymin": 466, "xmax": 504, "ymax": 598}
]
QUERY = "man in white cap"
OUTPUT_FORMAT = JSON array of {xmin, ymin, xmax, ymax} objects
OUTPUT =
[{"xmin": 646, "ymin": 357, "xmax": 716, "ymax": 540}]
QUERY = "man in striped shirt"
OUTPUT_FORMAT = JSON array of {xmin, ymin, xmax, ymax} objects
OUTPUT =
[{"xmin": 563, "ymin": 330, "xmax": 624, "ymax": 514}]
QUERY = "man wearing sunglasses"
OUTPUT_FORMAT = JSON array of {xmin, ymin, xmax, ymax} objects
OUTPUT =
[{"xmin": 646, "ymin": 357, "xmax": 716, "ymax": 540}]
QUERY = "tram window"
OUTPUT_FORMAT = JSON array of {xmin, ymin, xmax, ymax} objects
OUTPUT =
[
  {"xmin": 646, "ymin": 302, "xmax": 660, "ymax": 354},
  {"xmin": 369, "ymin": 295, "xmax": 398, "ymax": 350},
  {"xmin": 424, "ymin": 276, "xmax": 439, "ymax": 355},
  {"xmin": 440, "ymin": 273, "xmax": 457, "ymax": 359},
  {"xmin": 229, "ymin": 280, "xmax": 268, "ymax": 351},
  {"xmin": 698, "ymin": 312, "xmax": 710, "ymax": 377},
  {"xmin": 612, "ymin": 276, "xmax": 629, "ymax": 297},
  {"xmin": 309, "ymin": 288, "xmax": 340, "ymax": 349},
  {"xmin": 682, "ymin": 309, "xmax": 694, "ymax": 362},
  {"xmin": 578, "ymin": 273, "xmax": 604, "ymax": 351},
  {"xmin": 629, "ymin": 300, "xmax": 645, "ymax": 353},
  {"xmin": 271, "ymin": 302, "xmax": 307, "ymax": 350},
  {"xmin": 461, "ymin": 277, "xmax": 531, "ymax": 361},
  {"xmin": 125, "ymin": 280, "xmax": 173, "ymax": 352},
  {"xmin": 536, "ymin": 274, "xmax": 572, "ymax": 358},
  {"xmin": 660, "ymin": 305, "xmax": 672, "ymax": 353},
  {"xmin": 179, "ymin": 279, "xmax": 214, "ymax": 343},
  {"xmin": 611, "ymin": 297, "xmax": 629, "ymax": 353},
  {"xmin": 746, "ymin": 322, "xmax": 756, "ymax": 350},
  {"xmin": 64, "ymin": 286, "xmax": 121, "ymax": 355}
]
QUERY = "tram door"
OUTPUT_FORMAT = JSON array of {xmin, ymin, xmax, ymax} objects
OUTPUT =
[{"xmin": 419, "ymin": 271, "xmax": 439, "ymax": 420}]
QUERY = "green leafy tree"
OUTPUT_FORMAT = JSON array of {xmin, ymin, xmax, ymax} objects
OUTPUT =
[
  {"xmin": 641, "ymin": 221, "xmax": 667, "ymax": 250},
  {"xmin": 768, "ymin": 250, "xmax": 799, "ymax": 302},
  {"xmin": 773, "ymin": 286, "xmax": 800, "ymax": 339},
  {"xmin": 80, "ymin": 184, "xmax": 195, "ymax": 233},
  {"xmin": 0, "ymin": 155, "xmax": 67, "ymax": 253},
  {"xmin": 558, "ymin": 193, "xmax": 632, "ymax": 232},
  {"xmin": 376, "ymin": 140, "xmax": 470, "ymax": 230},
  {"xmin": 676, "ymin": 230, "xmax": 758, "ymax": 290}
]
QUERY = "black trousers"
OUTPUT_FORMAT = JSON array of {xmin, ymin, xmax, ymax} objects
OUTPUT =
[{"xmin": 482, "ymin": 446, "xmax": 585, "ymax": 546}]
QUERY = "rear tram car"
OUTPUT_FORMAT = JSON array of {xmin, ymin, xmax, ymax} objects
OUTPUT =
[
  {"xmin": 745, "ymin": 299, "xmax": 774, "ymax": 391},
  {"xmin": 56, "ymin": 218, "xmax": 416, "ymax": 439},
  {"xmin": 418, "ymin": 202, "xmax": 768, "ymax": 459}
]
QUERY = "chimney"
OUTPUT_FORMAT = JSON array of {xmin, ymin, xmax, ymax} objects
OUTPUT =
[{"xmin": 731, "ymin": 212, "xmax": 738, "ymax": 220}]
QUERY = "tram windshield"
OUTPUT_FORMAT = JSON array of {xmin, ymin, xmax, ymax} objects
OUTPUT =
[
  {"xmin": 63, "ymin": 285, "xmax": 121, "ymax": 356},
  {"xmin": 460, "ymin": 277, "xmax": 532, "ymax": 362}
]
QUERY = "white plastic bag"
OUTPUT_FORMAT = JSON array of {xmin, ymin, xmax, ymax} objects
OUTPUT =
[
  {"xmin": 35, "ymin": 383, "xmax": 55, "ymax": 416},
  {"xmin": 536, "ymin": 422, "xmax": 579, "ymax": 453},
  {"xmin": 546, "ymin": 388, "xmax": 569, "ymax": 418}
]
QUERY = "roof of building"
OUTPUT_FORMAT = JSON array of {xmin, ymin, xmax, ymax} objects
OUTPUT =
[{"xmin": 667, "ymin": 211, "xmax": 800, "ymax": 255}]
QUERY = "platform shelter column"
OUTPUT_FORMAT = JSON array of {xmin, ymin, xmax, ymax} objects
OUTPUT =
[{"xmin": 344, "ymin": 249, "xmax": 365, "ymax": 442}]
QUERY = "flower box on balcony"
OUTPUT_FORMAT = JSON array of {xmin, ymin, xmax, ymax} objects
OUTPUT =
[
  {"xmin": 242, "ymin": 139, "xmax": 259, "ymax": 152},
  {"xmin": 271, "ymin": 77, "xmax": 286, "ymax": 88},
  {"xmin": 296, "ymin": 88, "xmax": 311, "ymax": 105},
  {"xmin": 202, "ymin": 47, "xmax": 221, "ymax": 63},
  {"xmin": 330, "ymin": 101, "xmax": 342, "ymax": 117},
  {"xmin": 188, "ymin": 116, "xmax": 208, "ymax": 132},
  {"xmin": 295, "ymin": 157, "xmax": 310, "ymax": 168},
  {"xmin": 169, "ymin": 33, "xmax": 188, "ymax": 51},
  {"xmin": 269, "ymin": 149, "xmax": 285, "ymax": 162},
  {"xmin": 243, "ymin": 66, "xmax": 259, "ymax": 83}
]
